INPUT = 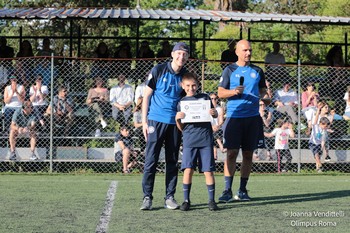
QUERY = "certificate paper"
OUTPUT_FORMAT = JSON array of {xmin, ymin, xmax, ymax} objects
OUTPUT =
[{"xmin": 180, "ymin": 99, "xmax": 211, "ymax": 123}]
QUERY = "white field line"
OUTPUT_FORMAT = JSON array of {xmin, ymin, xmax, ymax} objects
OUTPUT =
[{"xmin": 96, "ymin": 181, "xmax": 118, "ymax": 233}]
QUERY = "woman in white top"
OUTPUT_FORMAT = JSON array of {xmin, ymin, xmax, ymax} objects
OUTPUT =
[
  {"xmin": 29, "ymin": 74, "xmax": 48, "ymax": 127},
  {"xmin": 3, "ymin": 75, "xmax": 25, "ymax": 131},
  {"xmin": 210, "ymin": 93, "xmax": 225, "ymax": 159},
  {"xmin": 342, "ymin": 86, "xmax": 350, "ymax": 120}
]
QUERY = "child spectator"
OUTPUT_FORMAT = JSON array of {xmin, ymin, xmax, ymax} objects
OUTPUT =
[
  {"xmin": 114, "ymin": 125, "xmax": 138, "ymax": 174},
  {"xmin": 309, "ymin": 103, "xmax": 331, "ymax": 173},
  {"xmin": 175, "ymin": 72, "xmax": 219, "ymax": 211},
  {"xmin": 264, "ymin": 118, "xmax": 295, "ymax": 172}
]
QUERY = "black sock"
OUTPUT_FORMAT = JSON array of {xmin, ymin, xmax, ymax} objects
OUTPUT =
[{"xmin": 240, "ymin": 177, "xmax": 249, "ymax": 192}]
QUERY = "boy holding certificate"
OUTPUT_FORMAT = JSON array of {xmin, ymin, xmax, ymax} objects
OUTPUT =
[{"xmin": 175, "ymin": 72, "xmax": 219, "ymax": 211}]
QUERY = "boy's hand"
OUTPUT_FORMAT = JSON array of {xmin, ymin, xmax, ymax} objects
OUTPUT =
[
  {"xmin": 209, "ymin": 108, "xmax": 217, "ymax": 117},
  {"xmin": 176, "ymin": 112, "xmax": 185, "ymax": 120}
]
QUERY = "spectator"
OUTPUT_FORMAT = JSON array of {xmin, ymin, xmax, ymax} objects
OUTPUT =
[
  {"xmin": 36, "ymin": 37, "xmax": 55, "ymax": 57},
  {"xmin": 264, "ymin": 42, "xmax": 287, "ymax": 81},
  {"xmin": 86, "ymin": 77, "xmax": 109, "ymax": 137},
  {"xmin": 264, "ymin": 118, "xmax": 295, "ymax": 172},
  {"xmin": 0, "ymin": 36, "xmax": 15, "ymax": 59},
  {"xmin": 16, "ymin": 40, "xmax": 35, "ymax": 86},
  {"xmin": 210, "ymin": 92, "xmax": 226, "ymax": 159},
  {"xmin": 91, "ymin": 41, "xmax": 111, "ymax": 80},
  {"xmin": 136, "ymin": 40, "xmax": 155, "ymax": 78},
  {"xmin": 3, "ymin": 76, "xmax": 25, "ymax": 132},
  {"xmin": 310, "ymin": 100, "xmax": 334, "ymax": 126},
  {"xmin": 326, "ymin": 45, "xmax": 344, "ymax": 67},
  {"xmin": 343, "ymin": 86, "xmax": 350, "ymax": 120},
  {"xmin": 134, "ymin": 78, "xmax": 146, "ymax": 104},
  {"xmin": 114, "ymin": 41, "xmax": 132, "ymax": 77},
  {"xmin": 157, "ymin": 40, "xmax": 172, "ymax": 58},
  {"xmin": 220, "ymin": 39, "xmax": 238, "ymax": 70},
  {"xmin": 29, "ymin": 74, "xmax": 49, "ymax": 128},
  {"xmin": 175, "ymin": 72, "xmax": 219, "ymax": 211},
  {"xmin": 273, "ymin": 80, "xmax": 299, "ymax": 125},
  {"xmin": 140, "ymin": 42, "xmax": 190, "ymax": 211},
  {"xmin": 309, "ymin": 103, "xmax": 331, "ymax": 173},
  {"xmin": 0, "ymin": 36, "xmax": 15, "ymax": 83},
  {"xmin": 9, "ymin": 100, "xmax": 38, "ymax": 161},
  {"xmin": 45, "ymin": 86, "xmax": 74, "ymax": 135},
  {"xmin": 301, "ymin": 82, "xmax": 319, "ymax": 134},
  {"xmin": 132, "ymin": 95, "xmax": 146, "ymax": 153},
  {"xmin": 110, "ymin": 74, "xmax": 134, "ymax": 126},
  {"xmin": 114, "ymin": 125, "xmax": 138, "ymax": 173}
]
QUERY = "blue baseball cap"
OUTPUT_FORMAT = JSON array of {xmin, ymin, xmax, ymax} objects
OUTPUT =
[{"xmin": 172, "ymin": 42, "xmax": 189, "ymax": 53}]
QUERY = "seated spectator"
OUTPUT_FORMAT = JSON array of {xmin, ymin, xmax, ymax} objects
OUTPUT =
[
  {"xmin": 45, "ymin": 86, "xmax": 74, "ymax": 135},
  {"xmin": 3, "ymin": 75, "xmax": 25, "ymax": 132},
  {"xmin": 210, "ymin": 92, "xmax": 226, "ymax": 159},
  {"xmin": 16, "ymin": 40, "xmax": 35, "ymax": 86},
  {"xmin": 343, "ymin": 86, "xmax": 350, "ymax": 120},
  {"xmin": 301, "ymin": 82, "xmax": 319, "ymax": 134},
  {"xmin": 9, "ymin": 100, "xmax": 38, "ymax": 161},
  {"xmin": 310, "ymin": 100, "xmax": 334, "ymax": 126},
  {"xmin": 137, "ymin": 40, "xmax": 155, "ymax": 59},
  {"xmin": 114, "ymin": 125, "xmax": 138, "ymax": 173},
  {"xmin": 326, "ymin": 45, "xmax": 344, "ymax": 67},
  {"xmin": 110, "ymin": 74, "xmax": 134, "ymax": 126},
  {"xmin": 156, "ymin": 40, "xmax": 172, "ymax": 59},
  {"xmin": 220, "ymin": 39, "xmax": 238, "ymax": 70},
  {"xmin": 264, "ymin": 42, "xmax": 288, "ymax": 81},
  {"xmin": 91, "ymin": 41, "xmax": 111, "ymax": 80},
  {"xmin": 133, "ymin": 95, "xmax": 146, "ymax": 154},
  {"xmin": 134, "ymin": 76, "xmax": 147, "ymax": 104},
  {"xmin": 136, "ymin": 40, "xmax": 155, "ymax": 78},
  {"xmin": 36, "ymin": 37, "xmax": 55, "ymax": 57},
  {"xmin": 29, "ymin": 74, "xmax": 49, "ymax": 128},
  {"xmin": 273, "ymin": 80, "xmax": 299, "ymax": 125},
  {"xmin": 86, "ymin": 77, "xmax": 109, "ymax": 137},
  {"xmin": 114, "ymin": 41, "xmax": 132, "ymax": 77}
]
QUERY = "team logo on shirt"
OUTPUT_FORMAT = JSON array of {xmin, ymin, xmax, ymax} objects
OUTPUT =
[
  {"xmin": 148, "ymin": 126, "xmax": 155, "ymax": 134},
  {"xmin": 148, "ymin": 73, "xmax": 153, "ymax": 80},
  {"xmin": 163, "ymin": 78, "xmax": 167, "ymax": 82},
  {"xmin": 250, "ymin": 72, "xmax": 257, "ymax": 79}
]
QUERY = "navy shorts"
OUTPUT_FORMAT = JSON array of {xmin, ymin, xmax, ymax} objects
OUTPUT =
[
  {"xmin": 223, "ymin": 115, "xmax": 262, "ymax": 151},
  {"xmin": 308, "ymin": 142, "xmax": 323, "ymax": 157},
  {"xmin": 181, "ymin": 146, "xmax": 216, "ymax": 172}
]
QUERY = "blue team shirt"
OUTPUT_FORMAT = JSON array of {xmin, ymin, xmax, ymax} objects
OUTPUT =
[
  {"xmin": 177, "ymin": 93, "xmax": 214, "ymax": 148},
  {"xmin": 219, "ymin": 63, "xmax": 266, "ymax": 118},
  {"xmin": 147, "ymin": 62, "xmax": 187, "ymax": 124}
]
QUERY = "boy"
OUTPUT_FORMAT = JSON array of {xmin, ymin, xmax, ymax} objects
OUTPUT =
[
  {"xmin": 264, "ymin": 118, "xmax": 295, "ymax": 172},
  {"xmin": 114, "ymin": 125, "xmax": 138, "ymax": 173},
  {"xmin": 175, "ymin": 72, "xmax": 219, "ymax": 211},
  {"xmin": 309, "ymin": 102, "xmax": 330, "ymax": 173}
]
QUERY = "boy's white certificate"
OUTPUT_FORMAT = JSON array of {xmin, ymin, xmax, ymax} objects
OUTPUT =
[{"xmin": 180, "ymin": 99, "xmax": 211, "ymax": 123}]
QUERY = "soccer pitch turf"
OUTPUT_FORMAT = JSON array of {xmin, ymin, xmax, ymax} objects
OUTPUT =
[{"xmin": 0, "ymin": 173, "xmax": 349, "ymax": 233}]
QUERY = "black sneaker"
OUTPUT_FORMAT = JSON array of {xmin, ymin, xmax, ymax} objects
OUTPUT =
[
  {"xmin": 208, "ymin": 200, "xmax": 219, "ymax": 211},
  {"xmin": 180, "ymin": 201, "xmax": 191, "ymax": 211},
  {"xmin": 325, "ymin": 155, "xmax": 331, "ymax": 162},
  {"xmin": 9, "ymin": 151, "xmax": 16, "ymax": 161}
]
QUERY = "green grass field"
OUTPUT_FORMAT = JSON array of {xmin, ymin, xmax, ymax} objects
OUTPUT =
[{"xmin": 0, "ymin": 173, "xmax": 349, "ymax": 233}]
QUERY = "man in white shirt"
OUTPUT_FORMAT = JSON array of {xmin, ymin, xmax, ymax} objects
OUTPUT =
[
  {"xmin": 110, "ymin": 74, "xmax": 134, "ymax": 125},
  {"xmin": 273, "ymin": 81, "xmax": 298, "ymax": 124}
]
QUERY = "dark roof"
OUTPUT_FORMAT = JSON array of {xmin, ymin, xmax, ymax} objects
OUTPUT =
[{"xmin": 0, "ymin": 7, "xmax": 349, "ymax": 25}]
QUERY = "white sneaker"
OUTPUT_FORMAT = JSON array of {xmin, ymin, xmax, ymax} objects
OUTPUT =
[
  {"xmin": 30, "ymin": 153, "xmax": 39, "ymax": 161},
  {"xmin": 95, "ymin": 129, "xmax": 101, "ymax": 137},
  {"xmin": 101, "ymin": 119, "xmax": 107, "ymax": 129}
]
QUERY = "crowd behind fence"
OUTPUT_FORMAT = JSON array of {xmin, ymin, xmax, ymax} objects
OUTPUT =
[{"xmin": 0, "ymin": 56, "xmax": 350, "ymax": 173}]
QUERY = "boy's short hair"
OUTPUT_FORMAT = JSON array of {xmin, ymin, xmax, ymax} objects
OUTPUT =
[
  {"xmin": 319, "ymin": 117, "xmax": 330, "ymax": 125},
  {"xmin": 120, "ymin": 125, "xmax": 130, "ymax": 131},
  {"xmin": 182, "ymin": 72, "xmax": 198, "ymax": 83}
]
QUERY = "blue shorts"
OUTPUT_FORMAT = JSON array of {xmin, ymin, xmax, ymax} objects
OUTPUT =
[
  {"xmin": 223, "ymin": 115, "xmax": 262, "ymax": 151},
  {"xmin": 181, "ymin": 146, "xmax": 216, "ymax": 172},
  {"xmin": 308, "ymin": 142, "xmax": 323, "ymax": 157}
]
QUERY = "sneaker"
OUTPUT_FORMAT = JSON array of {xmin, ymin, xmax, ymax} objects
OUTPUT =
[
  {"xmin": 234, "ymin": 190, "xmax": 251, "ymax": 201},
  {"xmin": 9, "ymin": 151, "xmax": 16, "ymax": 161},
  {"xmin": 218, "ymin": 189, "xmax": 233, "ymax": 203},
  {"xmin": 325, "ymin": 155, "xmax": 331, "ymax": 162},
  {"xmin": 317, "ymin": 168, "xmax": 323, "ymax": 173},
  {"xmin": 164, "ymin": 196, "xmax": 179, "ymax": 210},
  {"xmin": 101, "ymin": 119, "xmax": 107, "ymax": 129},
  {"xmin": 180, "ymin": 201, "xmax": 191, "ymax": 211},
  {"xmin": 30, "ymin": 153, "xmax": 39, "ymax": 161},
  {"xmin": 140, "ymin": 197, "xmax": 152, "ymax": 210},
  {"xmin": 208, "ymin": 200, "xmax": 219, "ymax": 211},
  {"xmin": 95, "ymin": 129, "xmax": 101, "ymax": 137}
]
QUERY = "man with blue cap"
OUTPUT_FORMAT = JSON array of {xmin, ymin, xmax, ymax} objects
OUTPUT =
[{"xmin": 140, "ymin": 42, "xmax": 190, "ymax": 210}]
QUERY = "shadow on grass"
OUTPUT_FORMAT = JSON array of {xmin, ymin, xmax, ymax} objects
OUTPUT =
[{"xmin": 216, "ymin": 190, "xmax": 350, "ymax": 209}]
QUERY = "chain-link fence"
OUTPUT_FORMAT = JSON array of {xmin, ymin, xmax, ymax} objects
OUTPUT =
[{"xmin": 0, "ymin": 56, "xmax": 349, "ymax": 173}]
